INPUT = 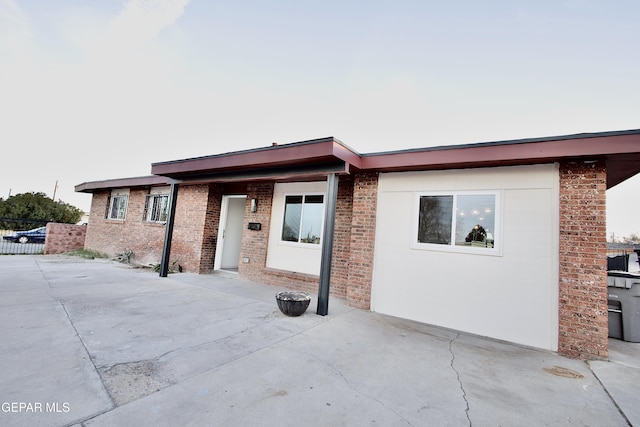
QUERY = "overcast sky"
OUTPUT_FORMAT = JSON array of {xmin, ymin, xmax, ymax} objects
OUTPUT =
[{"xmin": 1, "ymin": 0, "xmax": 638, "ymax": 238}]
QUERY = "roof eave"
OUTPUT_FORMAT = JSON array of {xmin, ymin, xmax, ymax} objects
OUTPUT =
[
  {"xmin": 151, "ymin": 137, "xmax": 362, "ymax": 178},
  {"xmin": 360, "ymin": 131, "xmax": 640, "ymax": 188},
  {"xmin": 75, "ymin": 175, "xmax": 172, "ymax": 193}
]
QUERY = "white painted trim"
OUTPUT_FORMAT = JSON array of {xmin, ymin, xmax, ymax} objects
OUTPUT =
[
  {"xmin": 214, "ymin": 195, "xmax": 246, "ymax": 271},
  {"xmin": 278, "ymin": 192, "xmax": 326, "ymax": 249},
  {"xmin": 410, "ymin": 190, "xmax": 503, "ymax": 256}
]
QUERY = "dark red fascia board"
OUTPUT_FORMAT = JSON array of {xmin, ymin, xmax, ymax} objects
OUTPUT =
[
  {"xmin": 151, "ymin": 137, "xmax": 362, "ymax": 178},
  {"xmin": 361, "ymin": 130, "xmax": 640, "ymax": 170},
  {"xmin": 151, "ymin": 130, "xmax": 640, "ymax": 181},
  {"xmin": 77, "ymin": 130, "xmax": 640, "ymax": 192},
  {"xmin": 360, "ymin": 130, "xmax": 640, "ymax": 188},
  {"xmin": 75, "ymin": 175, "xmax": 172, "ymax": 193}
]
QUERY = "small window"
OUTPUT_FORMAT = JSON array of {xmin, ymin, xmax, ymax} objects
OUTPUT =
[
  {"xmin": 282, "ymin": 194, "xmax": 324, "ymax": 244},
  {"xmin": 107, "ymin": 195, "xmax": 128, "ymax": 220},
  {"xmin": 144, "ymin": 194, "xmax": 170, "ymax": 223},
  {"xmin": 415, "ymin": 191, "xmax": 500, "ymax": 253}
]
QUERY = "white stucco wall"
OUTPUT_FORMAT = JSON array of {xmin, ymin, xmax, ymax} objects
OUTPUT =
[
  {"xmin": 266, "ymin": 181, "xmax": 327, "ymax": 275},
  {"xmin": 371, "ymin": 164, "xmax": 559, "ymax": 350}
]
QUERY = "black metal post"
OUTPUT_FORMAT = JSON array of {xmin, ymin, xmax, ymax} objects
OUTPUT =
[
  {"xmin": 159, "ymin": 182, "xmax": 179, "ymax": 277},
  {"xmin": 317, "ymin": 173, "xmax": 338, "ymax": 316}
]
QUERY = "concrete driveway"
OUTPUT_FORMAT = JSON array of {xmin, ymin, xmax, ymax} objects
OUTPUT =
[{"xmin": 0, "ymin": 255, "xmax": 638, "ymax": 426}]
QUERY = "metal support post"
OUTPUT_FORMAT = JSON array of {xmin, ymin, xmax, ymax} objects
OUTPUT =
[
  {"xmin": 317, "ymin": 173, "xmax": 338, "ymax": 315},
  {"xmin": 159, "ymin": 182, "xmax": 179, "ymax": 277}
]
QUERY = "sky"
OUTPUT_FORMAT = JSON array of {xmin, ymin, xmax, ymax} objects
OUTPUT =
[{"xmin": 1, "ymin": 0, "xmax": 639, "ymax": 238}]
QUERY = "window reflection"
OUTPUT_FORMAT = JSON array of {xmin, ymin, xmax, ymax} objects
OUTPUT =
[
  {"xmin": 417, "ymin": 193, "xmax": 497, "ymax": 250},
  {"xmin": 455, "ymin": 194, "xmax": 495, "ymax": 248},
  {"xmin": 282, "ymin": 195, "xmax": 324, "ymax": 244}
]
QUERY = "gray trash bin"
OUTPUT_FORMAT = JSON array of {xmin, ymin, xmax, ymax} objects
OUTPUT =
[
  {"xmin": 607, "ymin": 271, "xmax": 640, "ymax": 342},
  {"xmin": 607, "ymin": 299, "xmax": 623, "ymax": 339}
]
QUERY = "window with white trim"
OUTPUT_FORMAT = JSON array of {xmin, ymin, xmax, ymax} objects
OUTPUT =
[
  {"xmin": 281, "ymin": 194, "xmax": 324, "ymax": 244},
  {"xmin": 414, "ymin": 191, "xmax": 500, "ymax": 253},
  {"xmin": 106, "ymin": 191, "xmax": 129, "ymax": 220},
  {"xmin": 144, "ymin": 193, "xmax": 170, "ymax": 223}
]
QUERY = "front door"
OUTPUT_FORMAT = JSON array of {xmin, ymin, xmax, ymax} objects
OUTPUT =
[{"xmin": 215, "ymin": 195, "xmax": 246, "ymax": 271}]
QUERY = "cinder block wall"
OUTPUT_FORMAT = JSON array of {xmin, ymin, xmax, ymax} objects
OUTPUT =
[
  {"xmin": 558, "ymin": 161, "xmax": 608, "ymax": 360},
  {"xmin": 44, "ymin": 223, "xmax": 87, "ymax": 254}
]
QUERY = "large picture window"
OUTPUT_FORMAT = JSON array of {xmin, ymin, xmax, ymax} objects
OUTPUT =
[
  {"xmin": 415, "ymin": 191, "xmax": 500, "ymax": 253},
  {"xmin": 144, "ymin": 193, "xmax": 169, "ymax": 223},
  {"xmin": 106, "ymin": 194, "xmax": 128, "ymax": 220},
  {"xmin": 282, "ymin": 194, "xmax": 324, "ymax": 244}
]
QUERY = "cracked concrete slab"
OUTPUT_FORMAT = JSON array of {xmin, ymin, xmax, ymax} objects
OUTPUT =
[
  {"xmin": 98, "ymin": 360, "xmax": 170, "ymax": 406},
  {"xmin": 0, "ymin": 255, "xmax": 638, "ymax": 426}
]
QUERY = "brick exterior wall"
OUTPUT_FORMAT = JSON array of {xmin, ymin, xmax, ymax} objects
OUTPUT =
[
  {"xmin": 239, "ymin": 182, "xmax": 274, "ymax": 281},
  {"xmin": 81, "ymin": 161, "xmax": 615, "ymax": 359},
  {"xmin": 83, "ymin": 175, "xmax": 378, "ymax": 306},
  {"xmin": 169, "ymin": 184, "xmax": 212, "ymax": 273},
  {"xmin": 84, "ymin": 185, "xmax": 213, "ymax": 272},
  {"xmin": 347, "ymin": 172, "xmax": 378, "ymax": 309},
  {"xmin": 558, "ymin": 161, "xmax": 608, "ymax": 360},
  {"xmin": 329, "ymin": 177, "xmax": 355, "ymax": 299},
  {"xmin": 238, "ymin": 182, "xmax": 323, "ymax": 296},
  {"xmin": 84, "ymin": 190, "xmax": 167, "ymax": 266},
  {"xmin": 238, "ymin": 178, "xmax": 358, "ymax": 301},
  {"xmin": 197, "ymin": 184, "xmax": 222, "ymax": 273},
  {"xmin": 44, "ymin": 223, "xmax": 87, "ymax": 254}
]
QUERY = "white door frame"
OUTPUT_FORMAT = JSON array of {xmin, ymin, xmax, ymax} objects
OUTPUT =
[{"xmin": 214, "ymin": 195, "xmax": 246, "ymax": 270}]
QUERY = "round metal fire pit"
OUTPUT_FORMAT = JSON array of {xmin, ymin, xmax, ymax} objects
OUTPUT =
[{"xmin": 275, "ymin": 291, "xmax": 311, "ymax": 317}]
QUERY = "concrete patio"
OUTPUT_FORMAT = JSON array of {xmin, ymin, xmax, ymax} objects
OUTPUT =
[{"xmin": 0, "ymin": 255, "xmax": 638, "ymax": 426}]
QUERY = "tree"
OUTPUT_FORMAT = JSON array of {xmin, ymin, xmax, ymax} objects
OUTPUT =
[
  {"xmin": 465, "ymin": 224, "xmax": 487, "ymax": 242},
  {"xmin": 0, "ymin": 192, "xmax": 84, "ymax": 230}
]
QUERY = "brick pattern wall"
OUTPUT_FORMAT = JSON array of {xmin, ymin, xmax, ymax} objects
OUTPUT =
[
  {"xmin": 347, "ymin": 172, "xmax": 379, "ymax": 309},
  {"xmin": 197, "ymin": 184, "xmax": 222, "ymax": 273},
  {"xmin": 84, "ymin": 185, "xmax": 214, "ymax": 272},
  {"xmin": 83, "ymin": 175, "xmax": 377, "ymax": 310},
  {"xmin": 44, "ymin": 223, "xmax": 87, "ymax": 254},
  {"xmin": 239, "ymin": 182, "xmax": 275, "ymax": 280},
  {"xmin": 239, "ymin": 179, "xmax": 355, "ymax": 300},
  {"xmin": 558, "ymin": 161, "xmax": 608, "ymax": 360},
  {"xmin": 170, "ymin": 184, "xmax": 211, "ymax": 273},
  {"xmin": 328, "ymin": 177, "xmax": 355, "ymax": 299},
  {"xmin": 84, "ymin": 190, "xmax": 166, "ymax": 266}
]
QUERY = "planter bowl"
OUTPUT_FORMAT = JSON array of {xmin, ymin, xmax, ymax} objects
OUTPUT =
[{"xmin": 276, "ymin": 291, "xmax": 311, "ymax": 317}]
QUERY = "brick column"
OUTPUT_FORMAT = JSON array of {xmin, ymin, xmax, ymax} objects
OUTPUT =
[
  {"xmin": 239, "ymin": 182, "xmax": 274, "ymax": 281},
  {"xmin": 347, "ymin": 172, "xmax": 379, "ymax": 309},
  {"xmin": 558, "ymin": 161, "xmax": 608, "ymax": 359},
  {"xmin": 197, "ymin": 184, "xmax": 222, "ymax": 273},
  {"xmin": 328, "ymin": 177, "xmax": 354, "ymax": 299}
]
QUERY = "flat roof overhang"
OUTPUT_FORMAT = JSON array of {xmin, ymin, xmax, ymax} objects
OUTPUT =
[
  {"xmin": 150, "ymin": 137, "xmax": 361, "ymax": 183},
  {"xmin": 76, "ymin": 129, "xmax": 640, "ymax": 193},
  {"xmin": 75, "ymin": 175, "xmax": 172, "ymax": 193},
  {"xmin": 360, "ymin": 129, "xmax": 640, "ymax": 189}
]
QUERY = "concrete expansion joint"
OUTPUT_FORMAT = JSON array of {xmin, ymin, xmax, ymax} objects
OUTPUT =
[
  {"xmin": 586, "ymin": 361, "xmax": 633, "ymax": 427},
  {"xmin": 57, "ymin": 299, "xmax": 117, "ymax": 411},
  {"xmin": 449, "ymin": 333, "xmax": 471, "ymax": 427}
]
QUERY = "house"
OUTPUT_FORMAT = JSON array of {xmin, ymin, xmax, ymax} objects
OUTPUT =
[{"xmin": 75, "ymin": 129, "xmax": 640, "ymax": 360}]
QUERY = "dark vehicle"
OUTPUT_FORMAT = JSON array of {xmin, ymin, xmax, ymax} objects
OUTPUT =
[{"xmin": 3, "ymin": 226, "xmax": 47, "ymax": 244}]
